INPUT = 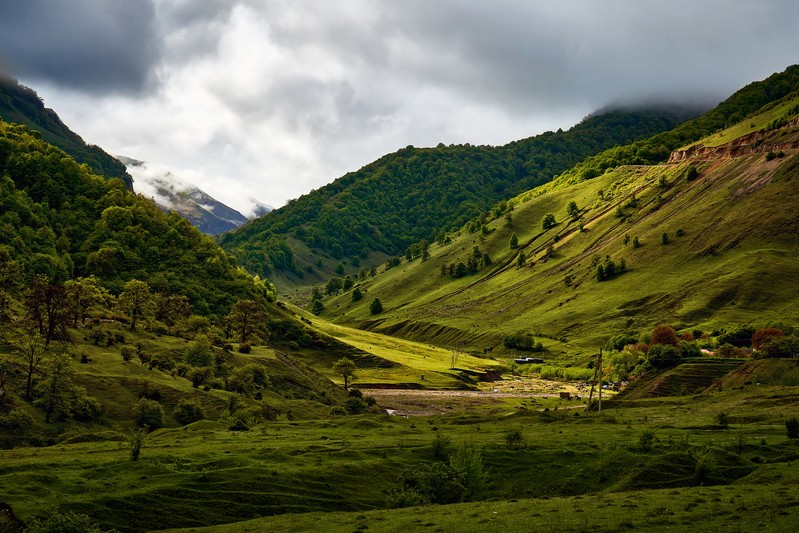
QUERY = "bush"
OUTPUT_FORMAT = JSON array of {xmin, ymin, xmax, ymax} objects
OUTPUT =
[
  {"xmin": 717, "ymin": 343, "xmax": 748, "ymax": 358},
  {"xmin": 133, "ymin": 398, "xmax": 164, "ymax": 429},
  {"xmin": 0, "ymin": 408, "xmax": 34, "ymax": 432},
  {"xmin": 717, "ymin": 325, "xmax": 756, "ymax": 347},
  {"xmin": 504, "ymin": 429, "xmax": 526, "ymax": 450},
  {"xmin": 786, "ymin": 417, "xmax": 799, "ymax": 439},
  {"xmin": 120, "ymin": 346, "xmax": 134, "ymax": 362},
  {"xmin": 449, "ymin": 443, "xmax": 488, "ymax": 497},
  {"xmin": 650, "ymin": 325, "xmax": 679, "ymax": 346},
  {"xmin": 26, "ymin": 510, "xmax": 118, "ymax": 533},
  {"xmin": 752, "ymin": 327, "xmax": 784, "ymax": 350},
  {"xmin": 238, "ymin": 343, "xmax": 252, "ymax": 354},
  {"xmin": 148, "ymin": 353, "xmax": 175, "ymax": 371},
  {"xmin": 187, "ymin": 367, "xmax": 214, "ymax": 388},
  {"xmin": 431, "ymin": 433, "xmax": 452, "ymax": 460},
  {"xmin": 503, "ymin": 332, "xmax": 543, "ymax": 351},
  {"xmin": 174, "ymin": 399, "xmax": 206, "ymax": 425},
  {"xmin": 758, "ymin": 336, "xmax": 799, "ymax": 358},
  {"xmin": 542, "ymin": 213, "xmax": 556, "ymax": 230},
  {"xmin": 370, "ymin": 298, "xmax": 383, "ymax": 315},
  {"xmin": 73, "ymin": 396, "xmax": 102, "ymax": 422},
  {"xmin": 647, "ymin": 344, "xmax": 681, "ymax": 368},
  {"xmin": 394, "ymin": 462, "xmax": 467, "ymax": 505},
  {"xmin": 344, "ymin": 397, "xmax": 367, "ymax": 415}
]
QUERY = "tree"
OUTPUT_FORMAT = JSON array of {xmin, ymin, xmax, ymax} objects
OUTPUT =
[
  {"xmin": 64, "ymin": 276, "xmax": 110, "ymax": 327},
  {"xmin": 133, "ymin": 398, "xmax": 164, "ymax": 429},
  {"xmin": 650, "ymin": 325, "xmax": 679, "ymax": 346},
  {"xmin": 508, "ymin": 232, "xmax": 519, "ymax": 249},
  {"xmin": 226, "ymin": 299, "xmax": 267, "ymax": 343},
  {"xmin": 752, "ymin": 327, "xmax": 784, "ymax": 350},
  {"xmin": 326, "ymin": 277, "xmax": 343, "ymax": 295},
  {"xmin": 154, "ymin": 294, "xmax": 190, "ymax": 326},
  {"xmin": 311, "ymin": 299, "xmax": 324, "ymax": 315},
  {"xmin": 352, "ymin": 287, "xmax": 363, "ymax": 302},
  {"xmin": 24, "ymin": 275, "xmax": 70, "ymax": 345},
  {"xmin": 516, "ymin": 251, "xmax": 526, "ymax": 268},
  {"xmin": 332, "ymin": 357, "xmax": 357, "ymax": 390},
  {"xmin": 566, "ymin": 200, "xmax": 579, "ymax": 219},
  {"xmin": 118, "ymin": 280, "xmax": 153, "ymax": 331},
  {"xmin": 660, "ymin": 232, "xmax": 669, "ymax": 245},
  {"xmin": 35, "ymin": 352, "xmax": 83, "ymax": 423},
  {"xmin": 174, "ymin": 399, "xmax": 206, "ymax": 425},
  {"xmin": 542, "ymin": 213, "xmax": 556, "ymax": 230},
  {"xmin": 184, "ymin": 334, "xmax": 214, "ymax": 368},
  {"xmin": 16, "ymin": 334, "xmax": 49, "ymax": 400},
  {"xmin": 632, "ymin": 236, "xmax": 640, "ymax": 248},
  {"xmin": 370, "ymin": 298, "xmax": 383, "ymax": 315}
]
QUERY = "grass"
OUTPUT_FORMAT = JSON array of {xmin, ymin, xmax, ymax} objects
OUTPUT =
[
  {"xmin": 4, "ymin": 379, "xmax": 797, "ymax": 532},
  {"xmin": 315, "ymin": 118, "xmax": 799, "ymax": 371}
]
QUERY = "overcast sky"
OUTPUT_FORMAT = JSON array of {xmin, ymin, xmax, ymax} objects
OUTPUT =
[{"xmin": 0, "ymin": 0, "xmax": 797, "ymax": 215}]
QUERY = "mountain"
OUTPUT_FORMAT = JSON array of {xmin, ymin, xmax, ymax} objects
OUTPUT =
[
  {"xmin": 118, "ymin": 156, "xmax": 255, "ymax": 235},
  {"xmin": 317, "ymin": 70, "xmax": 799, "ymax": 360},
  {"xmin": 220, "ymin": 105, "xmax": 704, "ymax": 290},
  {"xmin": 0, "ymin": 73, "xmax": 132, "ymax": 188}
]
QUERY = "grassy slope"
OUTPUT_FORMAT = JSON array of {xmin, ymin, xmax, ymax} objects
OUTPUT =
[{"xmin": 320, "ymin": 99, "xmax": 799, "ymax": 366}]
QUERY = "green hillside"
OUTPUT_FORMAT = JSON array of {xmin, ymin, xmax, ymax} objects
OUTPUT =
[
  {"xmin": 0, "ymin": 74, "xmax": 132, "ymax": 188},
  {"xmin": 317, "ymin": 91, "xmax": 799, "ymax": 366},
  {"xmin": 220, "ymin": 106, "xmax": 700, "ymax": 291}
]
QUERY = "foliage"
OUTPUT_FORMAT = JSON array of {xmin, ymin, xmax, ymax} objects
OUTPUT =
[
  {"xmin": 647, "ymin": 344, "xmax": 681, "ymax": 368},
  {"xmin": 133, "ymin": 398, "xmax": 164, "ymax": 430},
  {"xmin": 184, "ymin": 334, "xmax": 214, "ymax": 368},
  {"xmin": 369, "ymin": 298, "xmax": 383, "ymax": 315},
  {"xmin": 173, "ymin": 399, "xmax": 206, "ymax": 425},
  {"xmin": 34, "ymin": 352, "xmax": 86, "ymax": 422},
  {"xmin": 508, "ymin": 232, "xmax": 518, "ymax": 249},
  {"xmin": 541, "ymin": 212, "xmax": 557, "ymax": 230},
  {"xmin": 117, "ymin": 280, "xmax": 153, "ymax": 331},
  {"xmin": 449, "ymin": 442, "xmax": 488, "ymax": 497},
  {"xmin": 787, "ymin": 417, "xmax": 799, "ymax": 439},
  {"xmin": 650, "ymin": 325, "xmax": 680, "ymax": 347},
  {"xmin": 226, "ymin": 363, "xmax": 270, "ymax": 397},
  {"xmin": 332, "ymin": 357, "xmax": 357, "ymax": 390},
  {"xmin": 25, "ymin": 510, "xmax": 120, "ymax": 533},
  {"xmin": 752, "ymin": 327, "xmax": 784, "ymax": 350},
  {"xmin": 388, "ymin": 462, "xmax": 468, "ymax": 507},
  {"xmin": 220, "ymin": 108, "xmax": 697, "ymax": 277},
  {"xmin": 717, "ymin": 325, "xmax": 756, "ymax": 348},
  {"xmin": 503, "ymin": 332, "xmax": 544, "ymax": 352},
  {"xmin": 127, "ymin": 427, "xmax": 146, "ymax": 462},
  {"xmin": 225, "ymin": 299, "xmax": 267, "ymax": 343}
]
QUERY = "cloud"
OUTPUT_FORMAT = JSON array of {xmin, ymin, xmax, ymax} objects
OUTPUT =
[
  {"xmin": 0, "ymin": 0, "xmax": 161, "ymax": 94},
  {"xmin": 3, "ymin": 0, "xmax": 798, "ymax": 214}
]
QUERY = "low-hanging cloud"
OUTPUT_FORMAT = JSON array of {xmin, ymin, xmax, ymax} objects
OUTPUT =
[{"xmin": 1, "ymin": 0, "xmax": 798, "ymax": 213}]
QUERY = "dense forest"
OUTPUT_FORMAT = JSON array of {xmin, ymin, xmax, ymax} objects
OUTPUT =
[
  {"xmin": 0, "ymin": 118, "xmax": 269, "ymax": 320},
  {"xmin": 0, "ymin": 75, "xmax": 132, "ymax": 188},
  {"xmin": 219, "ymin": 106, "xmax": 701, "ymax": 278}
]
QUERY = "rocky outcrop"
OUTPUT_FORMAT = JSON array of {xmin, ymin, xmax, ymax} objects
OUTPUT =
[{"xmin": 668, "ymin": 116, "xmax": 799, "ymax": 162}]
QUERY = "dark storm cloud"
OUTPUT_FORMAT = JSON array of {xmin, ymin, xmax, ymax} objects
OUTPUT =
[{"xmin": 0, "ymin": 0, "xmax": 161, "ymax": 94}]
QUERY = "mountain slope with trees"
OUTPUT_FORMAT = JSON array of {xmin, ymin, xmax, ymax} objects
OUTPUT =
[
  {"xmin": 220, "ymin": 106, "xmax": 702, "ymax": 289},
  {"xmin": 0, "ymin": 74, "xmax": 132, "ymax": 188},
  {"xmin": 317, "ymin": 71, "xmax": 799, "ymax": 364}
]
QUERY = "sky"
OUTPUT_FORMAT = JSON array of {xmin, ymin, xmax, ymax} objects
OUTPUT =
[{"xmin": 0, "ymin": 0, "xmax": 797, "ymax": 216}]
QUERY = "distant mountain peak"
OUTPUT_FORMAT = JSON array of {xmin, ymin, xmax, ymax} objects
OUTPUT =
[{"xmin": 118, "ymin": 156, "xmax": 263, "ymax": 235}]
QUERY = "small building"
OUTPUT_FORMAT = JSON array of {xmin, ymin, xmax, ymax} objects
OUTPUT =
[{"xmin": 514, "ymin": 357, "xmax": 544, "ymax": 364}]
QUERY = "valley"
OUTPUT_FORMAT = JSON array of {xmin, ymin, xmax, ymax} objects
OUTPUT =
[{"xmin": 1, "ymin": 64, "xmax": 799, "ymax": 533}]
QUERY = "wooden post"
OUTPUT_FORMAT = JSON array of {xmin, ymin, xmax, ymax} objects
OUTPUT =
[{"xmin": 597, "ymin": 348, "xmax": 603, "ymax": 414}]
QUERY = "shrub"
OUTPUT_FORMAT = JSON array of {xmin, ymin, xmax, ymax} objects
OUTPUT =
[
  {"xmin": 26, "ymin": 510, "xmax": 117, "ymax": 533},
  {"xmin": 370, "ymin": 298, "xmax": 383, "ymax": 315},
  {"xmin": 758, "ymin": 336, "xmax": 799, "ymax": 358},
  {"xmin": 133, "ymin": 398, "xmax": 164, "ymax": 429},
  {"xmin": 542, "ymin": 213, "xmax": 557, "ymax": 230},
  {"xmin": 752, "ymin": 327, "xmax": 784, "ymax": 350},
  {"xmin": 660, "ymin": 232, "xmax": 669, "ymax": 244},
  {"xmin": 148, "ymin": 353, "xmax": 175, "ymax": 371},
  {"xmin": 0, "ymin": 408, "xmax": 34, "ymax": 432},
  {"xmin": 238, "ymin": 343, "xmax": 252, "ymax": 354},
  {"xmin": 120, "ymin": 346, "xmax": 134, "ymax": 362},
  {"xmin": 647, "ymin": 344, "xmax": 681, "ymax": 368},
  {"xmin": 504, "ymin": 429, "xmax": 525, "ymax": 450},
  {"xmin": 431, "ymin": 433, "xmax": 452, "ymax": 460},
  {"xmin": 717, "ymin": 325, "xmax": 756, "ymax": 347},
  {"xmin": 717, "ymin": 343, "xmax": 747, "ymax": 358},
  {"xmin": 786, "ymin": 417, "xmax": 799, "ymax": 439},
  {"xmin": 174, "ymin": 399, "xmax": 206, "ymax": 425},
  {"xmin": 187, "ymin": 367, "xmax": 214, "ymax": 388},
  {"xmin": 685, "ymin": 165, "xmax": 699, "ymax": 181},
  {"xmin": 449, "ymin": 443, "xmax": 488, "ymax": 497},
  {"xmin": 394, "ymin": 462, "xmax": 467, "ymax": 505},
  {"xmin": 73, "ymin": 396, "xmax": 102, "ymax": 422},
  {"xmin": 345, "ymin": 397, "xmax": 367, "ymax": 415},
  {"xmin": 128, "ymin": 428, "xmax": 146, "ymax": 462}
]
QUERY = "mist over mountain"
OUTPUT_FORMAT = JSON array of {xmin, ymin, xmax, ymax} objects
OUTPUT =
[{"xmin": 119, "ymin": 156, "xmax": 267, "ymax": 235}]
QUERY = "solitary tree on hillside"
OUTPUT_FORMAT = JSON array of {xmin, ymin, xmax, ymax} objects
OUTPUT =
[
  {"xmin": 118, "ymin": 280, "xmax": 153, "ymax": 331},
  {"xmin": 509, "ymin": 232, "xmax": 519, "ymax": 249},
  {"xmin": 370, "ymin": 298, "xmax": 383, "ymax": 315},
  {"xmin": 16, "ymin": 333, "xmax": 48, "ymax": 400},
  {"xmin": 226, "ymin": 299, "xmax": 267, "ymax": 343},
  {"xmin": 35, "ymin": 351, "xmax": 81, "ymax": 423},
  {"xmin": 542, "ymin": 213, "xmax": 557, "ymax": 230},
  {"xmin": 566, "ymin": 201, "xmax": 579, "ymax": 219},
  {"xmin": 332, "ymin": 357, "xmax": 357, "ymax": 390}
]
